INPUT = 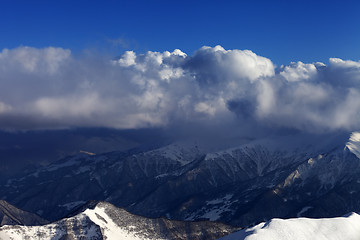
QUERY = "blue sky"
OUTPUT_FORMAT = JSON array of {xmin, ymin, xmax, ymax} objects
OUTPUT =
[{"xmin": 1, "ymin": 0, "xmax": 360, "ymax": 65}]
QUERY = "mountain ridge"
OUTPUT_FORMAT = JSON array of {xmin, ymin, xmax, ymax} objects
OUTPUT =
[
  {"xmin": 0, "ymin": 200, "xmax": 239, "ymax": 240},
  {"xmin": 1, "ymin": 131, "xmax": 360, "ymax": 228},
  {"xmin": 0, "ymin": 200, "xmax": 48, "ymax": 226}
]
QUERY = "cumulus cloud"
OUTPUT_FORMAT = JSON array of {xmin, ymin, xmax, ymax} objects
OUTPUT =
[
  {"xmin": 249, "ymin": 59, "xmax": 360, "ymax": 131},
  {"xmin": 279, "ymin": 61, "xmax": 318, "ymax": 82},
  {"xmin": 0, "ymin": 45, "xmax": 360, "ymax": 133}
]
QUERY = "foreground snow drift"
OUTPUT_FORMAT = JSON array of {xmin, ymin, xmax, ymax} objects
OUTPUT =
[{"xmin": 219, "ymin": 213, "xmax": 360, "ymax": 240}]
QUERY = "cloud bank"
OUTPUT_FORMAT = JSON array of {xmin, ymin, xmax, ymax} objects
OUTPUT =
[{"xmin": 0, "ymin": 45, "xmax": 360, "ymax": 133}]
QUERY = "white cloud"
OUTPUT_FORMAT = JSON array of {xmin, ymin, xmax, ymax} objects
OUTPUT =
[
  {"xmin": 194, "ymin": 102, "xmax": 216, "ymax": 116},
  {"xmin": 117, "ymin": 51, "xmax": 136, "ymax": 67},
  {"xmin": 256, "ymin": 79, "xmax": 277, "ymax": 117},
  {"xmin": 34, "ymin": 93, "xmax": 105, "ymax": 118},
  {"xmin": 329, "ymin": 58, "xmax": 360, "ymax": 69},
  {"xmin": 279, "ymin": 61, "xmax": 318, "ymax": 82},
  {"xmin": 0, "ymin": 45, "xmax": 360, "ymax": 133},
  {"xmin": 184, "ymin": 45, "xmax": 274, "ymax": 87},
  {"xmin": 0, "ymin": 46, "xmax": 70, "ymax": 74}
]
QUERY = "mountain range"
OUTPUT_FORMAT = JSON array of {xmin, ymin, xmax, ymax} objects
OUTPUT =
[{"xmin": 1, "ymin": 131, "xmax": 360, "ymax": 238}]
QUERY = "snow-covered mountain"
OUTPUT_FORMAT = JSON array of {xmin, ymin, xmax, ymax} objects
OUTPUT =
[
  {"xmin": 218, "ymin": 212, "xmax": 360, "ymax": 240},
  {"xmin": 0, "ymin": 142, "xmax": 205, "ymax": 221},
  {"xmin": 1, "ymin": 131, "xmax": 360, "ymax": 228},
  {"xmin": 0, "ymin": 200, "xmax": 48, "ymax": 226},
  {"xmin": 0, "ymin": 201, "xmax": 238, "ymax": 240}
]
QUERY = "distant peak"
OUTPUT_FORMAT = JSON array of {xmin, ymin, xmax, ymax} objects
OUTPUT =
[{"xmin": 345, "ymin": 131, "xmax": 360, "ymax": 159}]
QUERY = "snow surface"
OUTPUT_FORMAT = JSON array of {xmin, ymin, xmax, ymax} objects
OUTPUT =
[
  {"xmin": 0, "ymin": 213, "xmax": 100, "ymax": 240},
  {"xmin": 84, "ymin": 205, "xmax": 162, "ymax": 240},
  {"xmin": 218, "ymin": 213, "xmax": 360, "ymax": 240},
  {"xmin": 206, "ymin": 132, "xmax": 348, "ymax": 162},
  {"xmin": 345, "ymin": 131, "xmax": 360, "ymax": 159},
  {"xmin": 84, "ymin": 206, "xmax": 137, "ymax": 240},
  {"xmin": 144, "ymin": 142, "xmax": 202, "ymax": 166}
]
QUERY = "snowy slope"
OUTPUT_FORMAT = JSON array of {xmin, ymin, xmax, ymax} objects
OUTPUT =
[
  {"xmin": 218, "ymin": 213, "xmax": 360, "ymax": 240},
  {"xmin": 0, "ymin": 213, "xmax": 101, "ymax": 240},
  {"xmin": 0, "ymin": 200, "xmax": 48, "ymax": 226},
  {"xmin": 84, "ymin": 206, "xmax": 146, "ymax": 240},
  {"xmin": 0, "ymin": 201, "xmax": 238, "ymax": 240}
]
